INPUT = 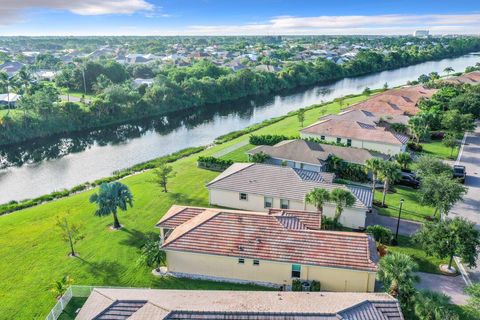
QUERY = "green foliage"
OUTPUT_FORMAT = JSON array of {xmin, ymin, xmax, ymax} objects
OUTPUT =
[
  {"xmin": 329, "ymin": 188, "xmax": 356, "ymax": 223},
  {"xmin": 414, "ymin": 290, "xmax": 459, "ymax": 320},
  {"xmin": 50, "ymin": 276, "xmax": 74, "ymax": 298},
  {"xmin": 138, "ymin": 236, "xmax": 166, "ymax": 271},
  {"xmin": 326, "ymin": 155, "xmax": 369, "ymax": 183},
  {"xmin": 408, "ymin": 114, "xmax": 430, "ymax": 143},
  {"xmin": 465, "ymin": 282, "xmax": 480, "ymax": 313},
  {"xmin": 197, "ymin": 156, "xmax": 234, "ymax": 171},
  {"xmin": 365, "ymin": 158, "xmax": 383, "ymax": 202},
  {"xmin": 442, "ymin": 133, "xmax": 460, "ymax": 157},
  {"xmin": 366, "ymin": 225, "xmax": 393, "ymax": 245},
  {"xmin": 310, "ymin": 280, "xmax": 321, "ymax": 292},
  {"xmin": 378, "ymin": 161, "xmax": 402, "ymax": 206},
  {"xmin": 250, "ymin": 151, "xmax": 270, "ymax": 163},
  {"xmin": 305, "ymin": 188, "xmax": 330, "ymax": 213},
  {"xmin": 89, "ymin": 182, "xmax": 134, "ymax": 229},
  {"xmin": 321, "ymin": 216, "xmax": 343, "ymax": 231},
  {"xmin": 56, "ymin": 215, "xmax": 84, "ymax": 257},
  {"xmin": 414, "ymin": 217, "xmax": 480, "ymax": 270},
  {"xmin": 249, "ymin": 134, "xmax": 292, "ymax": 146},
  {"xmin": 442, "ymin": 109, "xmax": 475, "ymax": 134},
  {"xmin": 394, "ymin": 152, "xmax": 412, "ymax": 170},
  {"xmin": 297, "ymin": 108, "xmax": 305, "ymax": 127},
  {"xmin": 414, "ymin": 155, "xmax": 452, "ymax": 178},
  {"xmin": 292, "ymin": 279, "xmax": 302, "ymax": 291},
  {"xmin": 419, "ymin": 173, "xmax": 467, "ymax": 218}
]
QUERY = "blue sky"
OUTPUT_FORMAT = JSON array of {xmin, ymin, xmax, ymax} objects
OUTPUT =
[{"xmin": 1, "ymin": 0, "xmax": 480, "ymax": 35}]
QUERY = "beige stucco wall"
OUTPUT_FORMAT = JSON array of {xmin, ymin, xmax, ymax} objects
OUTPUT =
[
  {"xmin": 209, "ymin": 188, "xmax": 367, "ymax": 229},
  {"xmin": 166, "ymin": 250, "xmax": 376, "ymax": 292},
  {"xmin": 300, "ymin": 132, "xmax": 404, "ymax": 155}
]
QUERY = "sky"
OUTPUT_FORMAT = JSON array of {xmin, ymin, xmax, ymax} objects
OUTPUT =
[{"xmin": 0, "ymin": 0, "xmax": 480, "ymax": 36}]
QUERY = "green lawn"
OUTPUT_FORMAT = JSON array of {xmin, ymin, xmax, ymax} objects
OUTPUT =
[
  {"xmin": 375, "ymin": 186, "xmax": 436, "ymax": 222},
  {"xmin": 420, "ymin": 140, "xmax": 459, "ymax": 160},
  {"xmin": 219, "ymin": 143, "xmax": 254, "ymax": 162},
  {"xmin": 0, "ymin": 94, "xmax": 371, "ymax": 319},
  {"xmin": 387, "ymin": 236, "xmax": 452, "ymax": 275}
]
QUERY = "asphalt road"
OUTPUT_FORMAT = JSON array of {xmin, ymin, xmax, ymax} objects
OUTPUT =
[{"xmin": 450, "ymin": 124, "xmax": 480, "ymax": 282}]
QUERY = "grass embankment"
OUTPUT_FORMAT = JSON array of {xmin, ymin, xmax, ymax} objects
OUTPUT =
[
  {"xmin": 0, "ymin": 94, "xmax": 368, "ymax": 319},
  {"xmin": 374, "ymin": 186, "xmax": 436, "ymax": 222},
  {"xmin": 420, "ymin": 140, "xmax": 460, "ymax": 160}
]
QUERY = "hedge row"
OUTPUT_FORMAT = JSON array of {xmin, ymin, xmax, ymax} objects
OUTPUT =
[
  {"xmin": 197, "ymin": 156, "xmax": 234, "ymax": 171},
  {"xmin": 0, "ymin": 146, "xmax": 205, "ymax": 216}
]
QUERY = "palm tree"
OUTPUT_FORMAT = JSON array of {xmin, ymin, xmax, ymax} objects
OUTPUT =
[
  {"xmin": 365, "ymin": 158, "xmax": 383, "ymax": 202},
  {"xmin": 305, "ymin": 188, "xmax": 330, "ymax": 229},
  {"xmin": 327, "ymin": 155, "xmax": 343, "ymax": 172},
  {"xmin": 378, "ymin": 252, "xmax": 418, "ymax": 299},
  {"xmin": 378, "ymin": 161, "xmax": 402, "ymax": 207},
  {"xmin": 395, "ymin": 152, "xmax": 412, "ymax": 171},
  {"xmin": 329, "ymin": 188, "xmax": 355, "ymax": 224},
  {"xmin": 443, "ymin": 67, "xmax": 454, "ymax": 76},
  {"xmin": 408, "ymin": 115, "xmax": 429, "ymax": 144},
  {"xmin": 89, "ymin": 182, "xmax": 133, "ymax": 229},
  {"xmin": 15, "ymin": 67, "xmax": 33, "ymax": 95}
]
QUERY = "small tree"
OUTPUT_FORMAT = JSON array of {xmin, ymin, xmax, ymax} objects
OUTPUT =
[
  {"xmin": 414, "ymin": 155, "xmax": 452, "ymax": 178},
  {"xmin": 378, "ymin": 161, "xmax": 402, "ymax": 207},
  {"xmin": 420, "ymin": 173, "xmax": 467, "ymax": 218},
  {"xmin": 383, "ymin": 82, "xmax": 389, "ymax": 90},
  {"xmin": 444, "ymin": 66, "xmax": 455, "ymax": 76},
  {"xmin": 442, "ymin": 133, "xmax": 459, "ymax": 157},
  {"xmin": 138, "ymin": 237, "xmax": 166, "ymax": 272},
  {"xmin": 251, "ymin": 152, "xmax": 269, "ymax": 163},
  {"xmin": 377, "ymin": 252, "xmax": 418, "ymax": 306},
  {"xmin": 305, "ymin": 188, "xmax": 330, "ymax": 224},
  {"xmin": 56, "ymin": 215, "xmax": 84, "ymax": 257},
  {"xmin": 50, "ymin": 276, "xmax": 74, "ymax": 299},
  {"xmin": 395, "ymin": 152, "xmax": 412, "ymax": 170},
  {"xmin": 329, "ymin": 188, "xmax": 355, "ymax": 224},
  {"xmin": 363, "ymin": 87, "xmax": 371, "ymax": 95},
  {"xmin": 414, "ymin": 290, "xmax": 458, "ymax": 320},
  {"xmin": 297, "ymin": 108, "xmax": 305, "ymax": 127},
  {"xmin": 366, "ymin": 225, "xmax": 393, "ymax": 245},
  {"xmin": 442, "ymin": 109, "xmax": 475, "ymax": 135},
  {"xmin": 414, "ymin": 217, "xmax": 480, "ymax": 271},
  {"xmin": 152, "ymin": 161, "xmax": 176, "ymax": 193},
  {"xmin": 89, "ymin": 181, "xmax": 133, "ymax": 229}
]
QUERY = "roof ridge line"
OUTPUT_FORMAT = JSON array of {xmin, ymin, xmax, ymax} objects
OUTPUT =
[{"xmin": 206, "ymin": 163, "xmax": 255, "ymax": 187}]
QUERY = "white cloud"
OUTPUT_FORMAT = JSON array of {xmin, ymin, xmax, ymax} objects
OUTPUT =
[
  {"xmin": 185, "ymin": 14, "xmax": 480, "ymax": 35},
  {"xmin": 0, "ymin": 0, "xmax": 154, "ymax": 24}
]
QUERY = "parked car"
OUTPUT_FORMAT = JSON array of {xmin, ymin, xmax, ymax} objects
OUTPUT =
[
  {"xmin": 397, "ymin": 172, "xmax": 420, "ymax": 189},
  {"xmin": 453, "ymin": 165, "xmax": 466, "ymax": 183}
]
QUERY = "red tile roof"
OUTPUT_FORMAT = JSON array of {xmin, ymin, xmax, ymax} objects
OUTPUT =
[{"xmin": 159, "ymin": 206, "xmax": 378, "ymax": 272}]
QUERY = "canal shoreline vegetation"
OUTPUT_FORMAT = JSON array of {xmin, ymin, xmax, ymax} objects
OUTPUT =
[{"xmin": 2, "ymin": 38, "xmax": 480, "ymax": 146}]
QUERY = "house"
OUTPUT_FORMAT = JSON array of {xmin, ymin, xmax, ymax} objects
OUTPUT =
[
  {"xmin": 133, "ymin": 78, "xmax": 155, "ymax": 87},
  {"xmin": 300, "ymin": 109, "xmax": 409, "ymax": 155},
  {"xmin": 156, "ymin": 205, "xmax": 378, "ymax": 291},
  {"xmin": 34, "ymin": 70, "xmax": 57, "ymax": 81},
  {"xmin": 206, "ymin": 163, "xmax": 372, "ymax": 229},
  {"xmin": 0, "ymin": 93, "xmax": 21, "ymax": 107},
  {"xmin": 0, "ymin": 61, "xmax": 24, "ymax": 77},
  {"xmin": 76, "ymin": 288, "xmax": 403, "ymax": 319},
  {"xmin": 247, "ymin": 139, "xmax": 387, "ymax": 172},
  {"xmin": 255, "ymin": 64, "xmax": 281, "ymax": 72},
  {"xmin": 347, "ymin": 86, "xmax": 436, "ymax": 116},
  {"xmin": 126, "ymin": 53, "xmax": 159, "ymax": 64}
]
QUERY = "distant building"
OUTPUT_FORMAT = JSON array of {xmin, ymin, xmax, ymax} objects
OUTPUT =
[
  {"xmin": 133, "ymin": 78, "xmax": 155, "ymax": 87},
  {"xmin": 0, "ymin": 61, "xmax": 24, "ymax": 77},
  {"xmin": 0, "ymin": 93, "xmax": 21, "ymax": 107},
  {"xmin": 414, "ymin": 30, "xmax": 429, "ymax": 37}
]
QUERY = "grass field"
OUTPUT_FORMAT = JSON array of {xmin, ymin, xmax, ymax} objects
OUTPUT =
[
  {"xmin": 375, "ymin": 186, "xmax": 436, "ymax": 222},
  {"xmin": 0, "ymin": 94, "xmax": 370, "ymax": 319},
  {"xmin": 420, "ymin": 140, "xmax": 459, "ymax": 160}
]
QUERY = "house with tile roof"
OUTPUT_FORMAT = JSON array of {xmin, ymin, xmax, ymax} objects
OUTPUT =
[
  {"xmin": 206, "ymin": 163, "xmax": 372, "ymax": 229},
  {"xmin": 247, "ymin": 139, "xmax": 388, "ymax": 172},
  {"xmin": 76, "ymin": 288, "xmax": 403, "ymax": 320},
  {"xmin": 155, "ymin": 205, "xmax": 379, "ymax": 292},
  {"xmin": 300, "ymin": 109, "xmax": 409, "ymax": 155}
]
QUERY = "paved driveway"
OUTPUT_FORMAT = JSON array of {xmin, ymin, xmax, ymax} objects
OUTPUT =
[
  {"xmin": 449, "ymin": 124, "xmax": 480, "ymax": 282},
  {"xmin": 416, "ymin": 272, "xmax": 468, "ymax": 305},
  {"xmin": 366, "ymin": 210, "xmax": 421, "ymax": 236}
]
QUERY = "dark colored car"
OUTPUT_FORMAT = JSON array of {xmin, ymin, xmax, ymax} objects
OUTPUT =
[
  {"xmin": 453, "ymin": 165, "xmax": 466, "ymax": 184},
  {"xmin": 397, "ymin": 172, "xmax": 420, "ymax": 189}
]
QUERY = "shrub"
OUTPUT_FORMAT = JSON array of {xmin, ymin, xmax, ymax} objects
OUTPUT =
[
  {"xmin": 197, "ymin": 156, "xmax": 233, "ymax": 171},
  {"xmin": 249, "ymin": 134, "xmax": 294, "ymax": 146},
  {"xmin": 251, "ymin": 152, "xmax": 270, "ymax": 163},
  {"xmin": 366, "ymin": 225, "xmax": 393, "ymax": 244},
  {"xmin": 390, "ymin": 123, "xmax": 408, "ymax": 134},
  {"xmin": 407, "ymin": 142, "xmax": 423, "ymax": 152},
  {"xmin": 310, "ymin": 280, "xmax": 321, "ymax": 292},
  {"xmin": 322, "ymin": 216, "xmax": 343, "ymax": 231},
  {"xmin": 292, "ymin": 279, "xmax": 302, "ymax": 291},
  {"xmin": 430, "ymin": 131, "xmax": 445, "ymax": 140}
]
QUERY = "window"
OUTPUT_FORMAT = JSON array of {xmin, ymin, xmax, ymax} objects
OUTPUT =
[
  {"xmin": 280, "ymin": 199, "xmax": 289, "ymax": 209},
  {"xmin": 239, "ymin": 193, "xmax": 248, "ymax": 201},
  {"xmin": 320, "ymin": 135, "xmax": 325, "ymax": 140},
  {"xmin": 264, "ymin": 197, "xmax": 273, "ymax": 208},
  {"xmin": 238, "ymin": 258, "xmax": 245, "ymax": 264},
  {"xmin": 253, "ymin": 260, "xmax": 260, "ymax": 266},
  {"xmin": 336, "ymin": 137, "xmax": 341, "ymax": 144},
  {"xmin": 347, "ymin": 139, "xmax": 352, "ymax": 147},
  {"xmin": 291, "ymin": 264, "xmax": 301, "ymax": 278}
]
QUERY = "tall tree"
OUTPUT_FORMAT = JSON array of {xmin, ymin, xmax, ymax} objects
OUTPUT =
[
  {"xmin": 414, "ymin": 218, "xmax": 480, "ymax": 271},
  {"xmin": 420, "ymin": 173, "xmax": 467, "ymax": 218},
  {"xmin": 56, "ymin": 215, "xmax": 83, "ymax": 257},
  {"xmin": 365, "ymin": 158, "xmax": 383, "ymax": 202},
  {"xmin": 329, "ymin": 188, "xmax": 355, "ymax": 224},
  {"xmin": 152, "ymin": 162, "xmax": 176, "ymax": 193},
  {"xmin": 297, "ymin": 108, "xmax": 305, "ymax": 127},
  {"xmin": 377, "ymin": 252, "xmax": 418, "ymax": 305},
  {"xmin": 378, "ymin": 161, "xmax": 402, "ymax": 206},
  {"xmin": 89, "ymin": 182, "xmax": 133, "ymax": 229}
]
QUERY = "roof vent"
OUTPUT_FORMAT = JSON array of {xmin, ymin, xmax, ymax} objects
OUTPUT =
[{"xmin": 238, "ymin": 245, "xmax": 244, "ymax": 251}]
